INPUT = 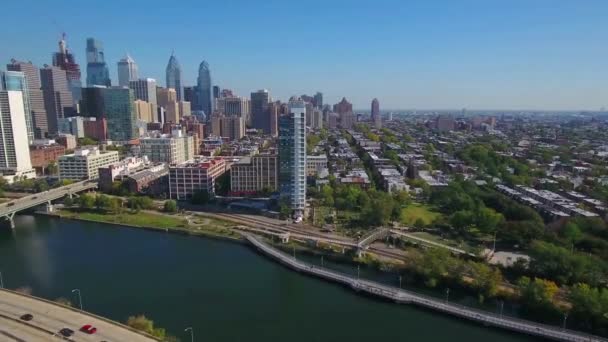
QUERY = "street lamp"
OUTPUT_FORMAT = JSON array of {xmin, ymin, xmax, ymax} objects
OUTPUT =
[
  {"xmin": 562, "ymin": 313, "xmax": 568, "ymax": 331},
  {"xmin": 445, "ymin": 288, "xmax": 450, "ymax": 304},
  {"xmin": 0, "ymin": 271, "xmax": 4, "ymax": 289},
  {"xmin": 398, "ymin": 275, "xmax": 402, "ymax": 289},
  {"xmin": 321, "ymin": 255, "xmax": 324, "ymax": 267},
  {"xmin": 357, "ymin": 265, "xmax": 360, "ymax": 279},
  {"xmin": 184, "ymin": 327, "xmax": 194, "ymax": 342},
  {"xmin": 499, "ymin": 300, "xmax": 504, "ymax": 318},
  {"xmin": 292, "ymin": 246, "xmax": 296, "ymax": 260},
  {"xmin": 71, "ymin": 289, "xmax": 82, "ymax": 310}
]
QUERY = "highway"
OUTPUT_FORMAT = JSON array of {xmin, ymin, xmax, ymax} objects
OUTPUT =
[
  {"xmin": 246, "ymin": 233, "xmax": 606, "ymax": 342},
  {"xmin": 0, "ymin": 180, "xmax": 97, "ymax": 227},
  {"xmin": 0, "ymin": 289, "xmax": 158, "ymax": 341}
]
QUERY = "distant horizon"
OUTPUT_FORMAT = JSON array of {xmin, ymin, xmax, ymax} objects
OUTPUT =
[{"xmin": 1, "ymin": 0, "xmax": 607, "ymax": 110}]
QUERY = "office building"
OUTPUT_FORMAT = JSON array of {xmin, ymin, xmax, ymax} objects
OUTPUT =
[
  {"xmin": 0, "ymin": 72, "xmax": 36, "ymax": 182},
  {"xmin": 251, "ymin": 89, "xmax": 271, "ymax": 133},
  {"xmin": 134, "ymin": 100, "xmax": 156, "ymax": 122},
  {"xmin": 313, "ymin": 92, "xmax": 323, "ymax": 109},
  {"xmin": 58, "ymin": 147, "xmax": 119, "ymax": 180},
  {"xmin": 55, "ymin": 134, "xmax": 77, "ymax": 150},
  {"xmin": 197, "ymin": 61, "xmax": 213, "ymax": 116},
  {"xmin": 129, "ymin": 78, "xmax": 157, "ymax": 106},
  {"xmin": 306, "ymin": 155, "xmax": 328, "ymax": 176},
  {"xmin": 157, "ymin": 87, "xmax": 177, "ymax": 108},
  {"xmin": 269, "ymin": 101, "xmax": 279, "ymax": 136},
  {"xmin": 279, "ymin": 98, "xmax": 307, "ymax": 218},
  {"xmin": 58, "ymin": 116, "xmax": 85, "ymax": 137},
  {"xmin": 117, "ymin": 54, "xmax": 138, "ymax": 87},
  {"xmin": 183, "ymin": 86, "xmax": 198, "ymax": 110},
  {"xmin": 165, "ymin": 53, "xmax": 182, "ymax": 101},
  {"xmin": 98, "ymin": 156, "xmax": 147, "ymax": 192},
  {"xmin": 86, "ymin": 38, "xmax": 111, "ymax": 87},
  {"xmin": 217, "ymin": 96, "xmax": 250, "ymax": 118},
  {"xmin": 51, "ymin": 33, "xmax": 82, "ymax": 106},
  {"xmin": 83, "ymin": 117, "xmax": 107, "ymax": 141},
  {"xmin": 140, "ymin": 130, "xmax": 195, "ymax": 164},
  {"xmin": 169, "ymin": 157, "xmax": 227, "ymax": 199},
  {"xmin": 40, "ymin": 65, "xmax": 75, "ymax": 135},
  {"xmin": 371, "ymin": 98, "xmax": 381, "ymax": 129},
  {"xmin": 80, "ymin": 86, "xmax": 138, "ymax": 141},
  {"xmin": 333, "ymin": 97, "xmax": 353, "ymax": 115},
  {"xmin": 179, "ymin": 101, "xmax": 191, "ymax": 117},
  {"xmin": 7, "ymin": 60, "xmax": 47, "ymax": 139},
  {"xmin": 1, "ymin": 70, "xmax": 34, "ymax": 144},
  {"xmin": 29, "ymin": 144, "xmax": 65, "ymax": 173},
  {"xmin": 230, "ymin": 154, "xmax": 278, "ymax": 194},
  {"xmin": 210, "ymin": 114, "xmax": 245, "ymax": 141}
]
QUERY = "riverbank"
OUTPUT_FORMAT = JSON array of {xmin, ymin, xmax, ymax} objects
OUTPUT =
[{"xmin": 41, "ymin": 208, "xmax": 244, "ymax": 243}]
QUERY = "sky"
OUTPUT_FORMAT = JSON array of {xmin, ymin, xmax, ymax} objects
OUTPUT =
[{"xmin": 1, "ymin": 0, "xmax": 607, "ymax": 111}]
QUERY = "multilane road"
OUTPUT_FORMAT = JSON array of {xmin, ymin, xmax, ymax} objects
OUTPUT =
[
  {"xmin": 0, "ymin": 289, "xmax": 158, "ymax": 341},
  {"xmin": 245, "ymin": 233, "xmax": 605, "ymax": 342}
]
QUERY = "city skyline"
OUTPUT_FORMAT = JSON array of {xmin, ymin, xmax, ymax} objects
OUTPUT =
[{"xmin": 1, "ymin": 0, "xmax": 607, "ymax": 110}]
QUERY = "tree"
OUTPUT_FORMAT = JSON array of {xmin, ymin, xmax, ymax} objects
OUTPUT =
[
  {"xmin": 34, "ymin": 179, "xmax": 49, "ymax": 192},
  {"xmin": 54, "ymin": 297, "xmax": 72, "ymax": 307},
  {"xmin": 109, "ymin": 197, "xmax": 122, "ymax": 213},
  {"xmin": 46, "ymin": 161, "xmax": 58, "ymax": 175},
  {"xmin": 474, "ymin": 206, "xmax": 503, "ymax": 234},
  {"xmin": 125, "ymin": 315, "xmax": 177, "ymax": 340},
  {"xmin": 95, "ymin": 194, "xmax": 111, "ymax": 210},
  {"xmin": 464, "ymin": 261, "xmax": 503, "ymax": 298},
  {"xmin": 279, "ymin": 199, "xmax": 291, "ymax": 219},
  {"xmin": 163, "ymin": 200, "xmax": 178, "ymax": 213},
  {"xmin": 517, "ymin": 276, "xmax": 559, "ymax": 308},
  {"xmin": 561, "ymin": 222, "xmax": 583, "ymax": 245},
  {"xmin": 78, "ymin": 193, "xmax": 95, "ymax": 209},
  {"xmin": 411, "ymin": 248, "xmax": 457, "ymax": 288},
  {"xmin": 63, "ymin": 197, "xmax": 74, "ymax": 207}
]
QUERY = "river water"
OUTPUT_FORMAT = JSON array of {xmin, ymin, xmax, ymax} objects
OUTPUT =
[{"xmin": 0, "ymin": 215, "xmax": 537, "ymax": 341}]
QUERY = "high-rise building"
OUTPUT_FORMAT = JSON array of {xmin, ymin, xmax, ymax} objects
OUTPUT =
[
  {"xmin": 436, "ymin": 115, "xmax": 455, "ymax": 132},
  {"xmin": 6, "ymin": 62, "xmax": 39, "ymax": 143},
  {"xmin": 157, "ymin": 87, "xmax": 177, "ymax": 108},
  {"xmin": 165, "ymin": 53, "xmax": 182, "ymax": 101},
  {"xmin": 40, "ymin": 65, "xmax": 75, "ymax": 135},
  {"xmin": 85, "ymin": 38, "xmax": 111, "ymax": 87},
  {"xmin": 0, "ymin": 71, "xmax": 36, "ymax": 182},
  {"xmin": 279, "ymin": 98, "xmax": 306, "ymax": 218},
  {"xmin": 333, "ymin": 97, "xmax": 353, "ymax": 115},
  {"xmin": 313, "ymin": 92, "xmax": 323, "ymax": 109},
  {"xmin": 117, "ymin": 54, "xmax": 138, "ymax": 87},
  {"xmin": 210, "ymin": 114, "xmax": 245, "ymax": 141},
  {"xmin": 129, "ymin": 78, "xmax": 157, "ymax": 106},
  {"xmin": 251, "ymin": 89, "xmax": 271, "ymax": 133},
  {"xmin": 269, "ymin": 101, "xmax": 279, "ymax": 136},
  {"xmin": 197, "ymin": 61, "xmax": 213, "ymax": 116},
  {"xmin": 52, "ymin": 33, "xmax": 82, "ymax": 106},
  {"xmin": 134, "ymin": 100, "xmax": 156, "ymax": 122},
  {"xmin": 216, "ymin": 96, "xmax": 250, "ymax": 118},
  {"xmin": 80, "ymin": 86, "xmax": 138, "ymax": 141},
  {"xmin": 334, "ymin": 97, "xmax": 354, "ymax": 129},
  {"xmin": 371, "ymin": 98, "xmax": 381, "ymax": 129},
  {"xmin": 213, "ymin": 85, "xmax": 220, "ymax": 100}
]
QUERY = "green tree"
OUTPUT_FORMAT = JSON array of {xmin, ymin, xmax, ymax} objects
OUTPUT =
[
  {"xmin": 474, "ymin": 206, "xmax": 503, "ymax": 234},
  {"xmin": 95, "ymin": 194, "xmax": 111, "ymax": 210},
  {"xmin": 34, "ymin": 179, "xmax": 49, "ymax": 192},
  {"xmin": 163, "ymin": 200, "xmax": 178, "ymax": 213},
  {"xmin": 78, "ymin": 193, "xmax": 95, "ymax": 209},
  {"xmin": 63, "ymin": 196, "xmax": 74, "ymax": 207},
  {"xmin": 464, "ymin": 261, "xmax": 503, "ymax": 298},
  {"xmin": 109, "ymin": 197, "xmax": 122, "ymax": 213},
  {"xmin": 517, "ymin": 276, "xmax": 559, "ymax": 308},
  {"xmin": 411, "ymin": 248, "xmax": 457, "ymax": 288},
  {"xmin": 46, "ymin": 161, "xmax": 58, "ymax": 175}
]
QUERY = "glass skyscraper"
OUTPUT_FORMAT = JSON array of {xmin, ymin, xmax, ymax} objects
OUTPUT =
[
  {"xmin": 197, "ymin": 61, "xmax": 213, "ymax": 116},
  {"xmin": 165, "ymin": 53, "xmax": 182, "ymax": 101},
  {"xmin": 279, "ymin": 98, "xmax": 307, "ymax": 219},
  {"xmin": 86, "ymin": 38, "xmax": 111, "ymax": 87}
]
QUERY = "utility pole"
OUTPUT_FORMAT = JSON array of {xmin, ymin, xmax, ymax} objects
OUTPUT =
[{"xmin": 445, "ymin": 288, "xmax": 450, "ymax": 304}]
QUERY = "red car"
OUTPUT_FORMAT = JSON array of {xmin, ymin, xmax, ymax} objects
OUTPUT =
[{"xmin": 80, "ymin": 324, "xmax": 97, "ymax": 334}]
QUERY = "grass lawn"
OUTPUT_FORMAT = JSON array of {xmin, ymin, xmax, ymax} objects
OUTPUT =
[
  {"xmin": 60, "ymin": 209, "xmax": 188, "ymax": 229},
  {"xmin": 399, "ymin": 204, "xmax": 442, "ymax": 226}
]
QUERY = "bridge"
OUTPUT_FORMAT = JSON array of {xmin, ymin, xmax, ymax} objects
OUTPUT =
[
  {"xmin": 0, "ymin": 180, "xmax": 97, "ymax": 228},
  {"xmin": 0, "ymin": 289, "xmax": 158, "ymax": 341},
  {"xmin": 357, "ymin": 228, "xmax": 391, "ymax": 249},
  {"xmin": 245, "ymin": 233, "xmax": 605, "ymax": 342}
]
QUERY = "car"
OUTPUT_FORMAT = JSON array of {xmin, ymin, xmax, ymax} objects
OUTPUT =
[
  {"xmin": 80, "ymin": 324, "xmax": 97, "ymax": 334},
  {"xmin": 19, "ymin": 314, "xmax": 33, "ymax": 321},
  {"xmin": 59, "ymin": 328, "xmax": 74, "ymax": 337}
]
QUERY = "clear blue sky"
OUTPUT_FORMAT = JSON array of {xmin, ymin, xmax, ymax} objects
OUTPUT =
[{"xmin": 2, "ymin": 0, "xmax": 606, "ymax": 110}]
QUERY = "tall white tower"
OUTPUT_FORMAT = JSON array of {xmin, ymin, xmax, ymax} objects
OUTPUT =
[{"xmin": 117, "ymin": 54, "xmax": 138, "ymax": 87}]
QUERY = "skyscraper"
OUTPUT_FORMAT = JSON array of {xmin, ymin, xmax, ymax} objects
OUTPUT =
[
  {"xmin": 86, "ymin": 38, "xmax": 111, "ymax": 87},
  {"xmin": 251, "ymin": 89, "xmax": 270, "ymax": 133},
  {"xmin": 52, "ymin": 33, "xmax": 82, "ymax": 106},
  {"xmin": 279, "ymin": 97, "xmax": 306, "ymax": 219},
  {"xmin": 197, "ymin": 61, "xmax": 213, "ymax": 116},
  {"xmin": 129, "ymin": 78, "xmax": 157, "ymax": 106},
  {"xmin": 371, "ymin": 98, "xmax": 381, "ymax": 129},
  {"xmin": 213, "ymin": 85, "xmax": 220, "ymax": 100},
  {"xmin": 41, "ymin": 65, "xmax": 75, "ymax": 135},
  {"xmin": 7, "ymin": 60, "xmax": 46, "ymax": 141},
  {"xmin": 165, "ymin": 53, "xmax": 182, "ymax": 101},
  {"xmin": 81, "ymin": 86, "xmax": 138, "ymax": 141},
  {"xmin": 333, "ymin": 97, "xmax": 354, "ymax": 129},
  {"xmin": 117, "ymin": 54, "xmax": 138, "ymax": 87},
  {"xmin": 313, "ymin": 92, "xmax": 323, "ymax": 109},
  {"xmin": 0, "ymin": 72, "xmax": 36, "ymax": 182}
]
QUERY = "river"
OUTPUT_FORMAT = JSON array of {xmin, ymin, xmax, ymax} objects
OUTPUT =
[{"xmin": 0, "ymin": 215, "xmax": 538, "ymax": 341}]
